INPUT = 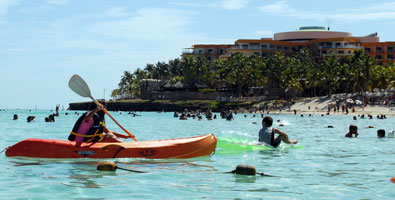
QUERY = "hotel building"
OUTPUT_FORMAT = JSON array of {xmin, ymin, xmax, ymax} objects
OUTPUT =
[{"xmin": 182, "ymin": 26, "xmax": 395, "ymax": 65}]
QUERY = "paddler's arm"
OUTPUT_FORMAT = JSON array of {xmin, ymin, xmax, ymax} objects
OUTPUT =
[
  {"xmin": 103, "ymin": 127, "xmax": 131, "ymax": 139},
  {"xmin": 273, "ymin": 128, "xmax": 298, "ymax": 144}
]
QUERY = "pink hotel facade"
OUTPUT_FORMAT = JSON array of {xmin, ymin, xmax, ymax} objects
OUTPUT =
[{"xmin": 182, "ymin": 26, "xmax": 395, "ymax": 65}]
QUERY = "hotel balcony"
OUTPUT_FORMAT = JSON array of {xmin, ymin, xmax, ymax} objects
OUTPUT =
[
  {"xmin": 319, "ymin": 45, "xmax": 362, "ymax": 49},
  {"xmin": 182, "ymin": 48, "xmax": 194, "ymax": 55}
]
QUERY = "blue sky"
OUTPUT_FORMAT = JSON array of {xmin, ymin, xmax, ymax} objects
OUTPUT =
[{"xmin": 1, "ymin": 0, "xmax": 395, "ymax": 109}]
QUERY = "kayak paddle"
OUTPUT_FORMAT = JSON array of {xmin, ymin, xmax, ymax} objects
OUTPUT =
[{"xmin": 68, "ymin": 74, "xmax": 138, "ymax": 141}]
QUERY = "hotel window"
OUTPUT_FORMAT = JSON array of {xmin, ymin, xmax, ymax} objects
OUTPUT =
[
  {"xmin": 261, "ymin": 45, "xmax": 268, "ymax": 50},
  {"xmin": 344, "ymin": 43, "xmax": 348, "ymax": 46},
  {"xmin": 387, "ymin": 55, "xmax": 394, "ymax": 59},
  {"xmin": 376, "ymin": 55, "xmax": 382, "ymax": 59},
  {"xmin": 365, "ymin": 48, "xmax": 371, "ymax": 53},
  {"xmin": 207, "ymin": 56, "xmax": 212, "ymax": 61},
  {"xmin": 376, "ymin": 47, "xmax": 383, "ymax": 52},
  {"xmin": 242, "ymin": 44, "xmax": 249, "ymax": 49},
  {"xmin": 277, "ymin": 46, "xmax": 282, "ymax": 50},
  {"xmin": 348, "ymin": 51, "xmax": 351, "ymax": 54},
  {"xmin": 335, "ymin": 43, "xmax": 341, "ymax": 47},
  {"xmin": 219, "ymin": 49, "xmax": 224, "ymax": 54},
  {"xmin": 269, "ymin": 45, "xmax": 275, "ymax": 49},
  {"xmin": 208, "ymin": 49, "xmax": 213, "ymax": 54},
  {"xmin": 338, "ymin": 50, "xmax": 344, "ymax": 54},
  {"xmin": 388, "ymin": 46, "xmax": 394, "ymax": 52},
  {"xmin": 253, "ymin": 52, "xmax": 260, "ymax": 56},
  {"xmin": 251, "ymin": 43, "xmax": 260, "ymax": 49},
  {"xmin": 198, "ymin": 49, "xmax": 202, "ymax": 54}
]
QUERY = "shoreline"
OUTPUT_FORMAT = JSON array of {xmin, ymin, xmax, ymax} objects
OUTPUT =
[
  {"xmin": 67, "ymin": 96, "xmax": 394, "ymax": 116},
  {"xmin": 266, "ymin": 96, "xmax": 395, "ymax": 117}
]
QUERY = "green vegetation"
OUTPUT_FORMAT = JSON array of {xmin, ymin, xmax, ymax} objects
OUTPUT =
[{"xmin": 112, "ymin": 49, "xmax": 395, "ymax": 99}]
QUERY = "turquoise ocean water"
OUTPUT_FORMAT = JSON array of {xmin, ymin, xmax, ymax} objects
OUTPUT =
[{"xmin": 0, "ymin": 109, "xmax": 394, "ymax": 199}]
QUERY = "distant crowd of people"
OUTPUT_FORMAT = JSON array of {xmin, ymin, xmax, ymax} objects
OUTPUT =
[
  {"xmin": 13, "ymin": 105, "xmax": 61, "ymax": 123},
  {"xmin": 174, "ymin": 108, "xmax": 235, "ymax": 121}
]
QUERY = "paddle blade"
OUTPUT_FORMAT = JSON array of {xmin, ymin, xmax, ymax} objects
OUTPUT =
[{"xmin": 69, "ymin": 74, "xmax": 92, "ymax": 98}]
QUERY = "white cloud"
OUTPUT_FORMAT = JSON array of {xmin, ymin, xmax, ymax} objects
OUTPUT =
[
  {"xmin": 216, "ymin": 0, "xmax": 249, "ymax": 10},
  {"xmin": 254, "ymin": 30, "xmax": 273, "ymax": 36},
  {"xmin": 258, "ymin": 0, "xmax": 395, "ymax": 21},
  {"xmin": 170, "ymin": 0, "xmax": 249, "ymax": 10},
  {"xmin": 95, "ymin": 8, "xmax": 195, "ymax": 41},
  {"xmin": 258, "ymin": 0, "xmax": 294, "ymax": 14}
]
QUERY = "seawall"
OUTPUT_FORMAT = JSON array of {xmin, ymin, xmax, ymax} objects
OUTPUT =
[{"xmin": 68, "ymin": 100, "xmax": 255, "ymax": 112}]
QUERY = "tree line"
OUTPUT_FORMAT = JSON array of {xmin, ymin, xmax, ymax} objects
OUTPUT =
[{"xmin": 111, "ymin": 49, "xmax": 395, "ymax": 99}]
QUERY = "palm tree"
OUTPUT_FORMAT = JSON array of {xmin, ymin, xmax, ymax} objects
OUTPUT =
[
  {"xmin": 118, "ymin": 70, "xmax": 135, "ymax": 96},
  {"xmin": 110, "ymin": 89, "xmax": 121, "ymax": 99},
  {"xmin": 349, "ymin": 50, "xmax": 375, "ymax": 94},
  {"xmin": 319, "ymin": 54, "xmax": 341, "ymax": 97},
  {"xmin": 285, "ymin": 77, "xmax": 303, "ymax": 97},
  {"xmin": 223, "ymin": 53, "xmax": 255, "ymax": 97},
  {"xmin": 144, "ymin": 64, "xmax": 155, "ymax": 79},
  {"xmin": 155, "ymin": 61, "xmax": 170, "ymax": 81},
  {"xmin": 169, "ymin": 58, "xmax": 181, "ymax": 76},
  {"xmin": 264, "ymin": 52, "xmax": 287, "ymax": 90}
]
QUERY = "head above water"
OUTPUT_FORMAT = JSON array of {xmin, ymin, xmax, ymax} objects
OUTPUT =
[
  {"xmin": 262, "ymin": 116, "xmax": 273, "ymax": 127},
  {"xmin": 232, "ymin": 164, "xmax": 257, "ymax": 176},
  {"xmin": 89, "ymin": 100, "xmax": 106, "ymax": 118},
  {"xmin": 349, "ymin": 124, "xmax": 358, "ymax": 132},
  {"xmin": 89, "ymin": 100, "xmax": 106, "ymax": 110},
  {"xmin": 377, "ymin": 129, "xmax": 385, "ymax": 138}
]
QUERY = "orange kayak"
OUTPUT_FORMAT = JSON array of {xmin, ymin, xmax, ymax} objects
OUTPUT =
[{"xmin": 5, "ymin": 134, "xmax": 217, "ymax": 159}]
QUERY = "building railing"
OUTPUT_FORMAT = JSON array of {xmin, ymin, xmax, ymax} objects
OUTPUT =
[
  {"xmin": 182, "ymin": 48, "xmax": 194, "ymax": 54},
  {"xmin": 319, "ymin": 45, "xmax": 361, "ymax": 49}
]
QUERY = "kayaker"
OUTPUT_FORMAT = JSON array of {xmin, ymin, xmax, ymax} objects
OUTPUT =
[
  {"xmin": 68, "ymin": 101, "xmax": 128, "ymax": 143},
  {"xmin": 258, "ymin": 116, "xmax": 298, "ymax": 148},
  {"xmin": 345, "ymin": 124, "xmax": 358, "ymax": 138}
]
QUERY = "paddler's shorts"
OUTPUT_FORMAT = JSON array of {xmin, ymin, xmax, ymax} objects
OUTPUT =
[{"xmin": 272, "ymin": 135, "xmax": 282, "ymax": 148}]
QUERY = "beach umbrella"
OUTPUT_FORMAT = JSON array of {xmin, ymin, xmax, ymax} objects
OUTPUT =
[{"xmin": 346, "ymin": 98, "xmax": 354, "ymax": 104}]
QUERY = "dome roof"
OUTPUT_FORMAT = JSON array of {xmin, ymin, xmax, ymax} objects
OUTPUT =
[{"xmin": 274, "ymin": 27, "xmax": 352, "ymax": 41}]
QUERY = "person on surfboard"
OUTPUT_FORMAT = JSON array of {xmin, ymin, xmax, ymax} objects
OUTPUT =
[
  {"xmin": 258, "ymin": 116, "xmax": 298, "ymax": 148},
  {"xmin": 68, "ymin": 101, "xmax": 130, "ymax": 143}
]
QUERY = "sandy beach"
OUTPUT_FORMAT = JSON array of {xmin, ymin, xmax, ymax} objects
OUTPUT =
[{"xmin": 268, "ymin": 96, "xmax": 395, "ymax": 116}]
